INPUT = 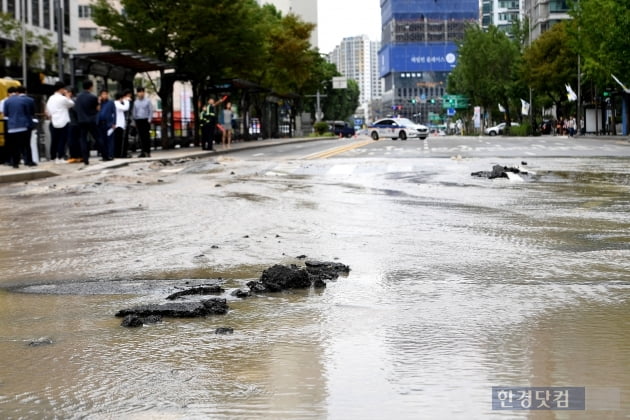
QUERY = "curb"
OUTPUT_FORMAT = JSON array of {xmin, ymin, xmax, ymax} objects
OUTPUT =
[{"xmin": 0, "ymin": 136, "xmax": 338, "ymax": 184}]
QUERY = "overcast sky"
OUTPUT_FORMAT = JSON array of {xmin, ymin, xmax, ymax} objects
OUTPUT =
[{"xmin": 317, "ymin": 0, "xmax": 382, "ymax": 53}]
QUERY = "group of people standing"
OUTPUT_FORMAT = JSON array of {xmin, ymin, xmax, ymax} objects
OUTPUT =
[
  {"xmin": 54, "ymin": 80, "xmax": 154, "ymax": 164},
  {"xmin": 199, "ymin": 96, "xmax": 236, "ymax": 151},
  {"xmin": 555, "ymin": 116, "xmax": 578, "ymax": 137},
  {"xmin": 1, "ymin": 80, "xmax": 154, "ymax": 168}
]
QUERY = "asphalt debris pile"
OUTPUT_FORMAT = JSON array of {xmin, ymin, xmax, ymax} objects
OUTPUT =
[
  {"xmin": 246, "ymin": 260, "xmax": 350, "ymax": 293},
  {"xmin": 116, "ymin": 298, "xmax": 228, "ymax": 327},
  {"xmin": 166, "ymin": 285, "xmax": 225, "ymax": 300},
  {"xmin": 471, "ymin": 164, "xmax": 529, "ymax": 179},
  {"xmin": 115, "ymin": 259, "xmax": 350, "ymax": 328}
]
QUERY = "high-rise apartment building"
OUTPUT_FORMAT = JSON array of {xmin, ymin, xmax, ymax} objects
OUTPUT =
[
  {"xmin": 481, "ymin": 0, "xmax": 523, "ymax": 33},
  {"xmin": 256, "ymin": 0, "xmax": 318, "ymax": 48},
  {"xmin": 523, "ymin": 0, "xmax": 570, "ymax": 40},
  {"xmin": 370, "ymin": 41, "xmax": 384, "ymax": 101},
  {"xmin": 378, "ymin": 0, "xmax": 478, "ymax": 122},
  {"xmin": 329, "ymin": 36, "xmax": 382, "ymax": 109}
]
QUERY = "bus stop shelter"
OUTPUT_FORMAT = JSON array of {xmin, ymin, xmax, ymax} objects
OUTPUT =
[{"xmin": 70, "ymin": 50, "xmax": 172, "ymax": 90}]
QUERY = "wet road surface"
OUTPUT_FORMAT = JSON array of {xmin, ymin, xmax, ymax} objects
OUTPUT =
[{"xmin": 0, "ymin": 136, "xmax": 629, "ymax": 418}]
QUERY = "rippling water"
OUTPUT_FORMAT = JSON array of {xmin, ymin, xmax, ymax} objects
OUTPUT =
[{"xmin": 0, "ymin": 156, "xmax": 628, "ymax": 418}]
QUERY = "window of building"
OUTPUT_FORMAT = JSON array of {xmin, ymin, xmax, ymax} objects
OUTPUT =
[
  {"xmin": 64, "ymin": 0, "xmax": 70, "ymax": 34},
  {"xmin": 78, "ymin": 4, "xmax": 92, "ymax": 18},
  {"xmin": 550, "ymin": 0, "xmax": 568, "ymax": 12},
  {"xmin": 42, "ymin": 0, "xmax": 50, "ymax": 29},
  {"xmin": 32, "ymin": 0, "xmax": 40, "ymax": 26},
  {"xmin": 7, "ymin": 0, "xmax": 17, "ymax": 18},
  {"xmin": 79, "ymin": 27, "xmax": 98, "ymax": 42},
  {"xmin": 499, "ymin": 12, "xmax": 518, "ymax": 22},
  {"xmin": 499, "ymin": 1, "xmax": 519, "ymax": 10}
]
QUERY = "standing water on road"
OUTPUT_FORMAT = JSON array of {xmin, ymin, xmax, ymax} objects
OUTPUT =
[{"xmin": 0, "ymin": 154, "xmax": 628, "ymax": 418}]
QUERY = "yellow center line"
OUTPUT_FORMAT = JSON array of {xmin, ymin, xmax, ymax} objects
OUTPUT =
[{"xmin": 303, "ymin": 139, "xmax": 376, "ymax": 160}]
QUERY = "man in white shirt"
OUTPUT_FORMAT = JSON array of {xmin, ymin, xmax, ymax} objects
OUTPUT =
[
  {"xmin": 114, "ymin": 91, "xmax": 131, "ymax": 158},
  {"xmin": 45, "ymin": 81, "xmax": 75, "ymax": 162}
]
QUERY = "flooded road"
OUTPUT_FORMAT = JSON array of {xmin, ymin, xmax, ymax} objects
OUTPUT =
[{"xmin": 0, "ymin": 141, "xmax": 629, "ymax": 419}]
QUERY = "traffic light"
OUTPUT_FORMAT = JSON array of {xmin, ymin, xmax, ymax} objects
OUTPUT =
[
  {"xmin": 430, "ymin": 98, "xmax": 436, "ymax": 104},
  {"xmin": 410, "ymin": 98, "xmax": 416, "ymax": 104}
]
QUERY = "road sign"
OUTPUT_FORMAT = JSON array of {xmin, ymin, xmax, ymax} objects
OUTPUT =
[
  {"xmin": 442, "ymin": 94, "xmax": 469, "ymax": 109},
  {"xmin": 447, "ymin": 108, "xmax": 456, "ymax": 116},
  {"xmin": 332, "ymin": 77, "xmax": 347, "ymax": 89}
]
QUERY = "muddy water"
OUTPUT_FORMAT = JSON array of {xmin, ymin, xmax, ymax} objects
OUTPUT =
[{"xmin": 0, "ymin": 156, "xmax": 629, "ymax": 418}]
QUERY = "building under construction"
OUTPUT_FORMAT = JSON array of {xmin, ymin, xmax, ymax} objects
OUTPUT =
[{"xmin": 378, "ymin": 0, "xmax": 478, "ymax": 123}]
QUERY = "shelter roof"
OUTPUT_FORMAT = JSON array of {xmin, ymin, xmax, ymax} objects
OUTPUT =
[{"xmin": 72, "ymin": 50, "xmax": 172, "ymax": 80}]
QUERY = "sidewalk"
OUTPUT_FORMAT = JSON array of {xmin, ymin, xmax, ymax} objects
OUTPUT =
[{"xmin": 0, "ymin": 136, "xmax": 336, "ymax": 184}]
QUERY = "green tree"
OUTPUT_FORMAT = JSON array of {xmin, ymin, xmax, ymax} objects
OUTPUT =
[
  {"xmin": 322, "ymin": 78, "xmax": 360, "ymax": 121},
  {"xmin": 570, "ymin": 0, "xmax": 630, "ymax": 87},
  {"xmin": 0, "ymin": 12, "xmax": 57, "ymax": 73},
  {"xmin": 521, "ymin": 21, "xmax": 578, "ymax": 117},
  {"xmin": 245, "ymin": 5, "xmax": 316, "ymax": 96},
  {"xmin": 448, "ymin": 25, "xmax": 522, "ymax": 130},
  {"xmin": 91, "ymin": 0, "xmax": 320, "ymax": 143}
]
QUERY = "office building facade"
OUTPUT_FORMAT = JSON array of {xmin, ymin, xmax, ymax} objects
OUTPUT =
[
  {"xmin": 378, "ymin": 0, "xmax": 478, "ymax": 122},
  {"xmin": 0, "ymin": 0, "xmax": 79, "ymax": 89}
]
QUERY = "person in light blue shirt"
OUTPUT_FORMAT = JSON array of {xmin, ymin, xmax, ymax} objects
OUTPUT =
[{"xmin": 132, "ymin": 87, "xmax": 153, "ymax": 157}]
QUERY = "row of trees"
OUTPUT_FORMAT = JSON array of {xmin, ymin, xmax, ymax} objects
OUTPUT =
[
  {"xmin": 91, "ymin": 0, "xmax": 359, "ymax": 138},
  {"xmin": 448, "ymin": 0, "xmax": 630, "ymax": 131}
]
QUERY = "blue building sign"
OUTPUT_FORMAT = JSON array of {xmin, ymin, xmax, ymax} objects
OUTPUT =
[{"xmin": 379, "ymin": 43, "xmax": 458, "ymax": 77}]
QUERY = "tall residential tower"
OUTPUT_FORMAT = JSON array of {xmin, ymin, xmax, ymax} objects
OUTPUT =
[{"xmin": 329, "ymin": 35, "xmax": 382, "ymax": 117}]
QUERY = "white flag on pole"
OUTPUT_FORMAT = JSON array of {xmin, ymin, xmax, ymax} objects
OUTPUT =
[
  {"xmin": 565, "ymin": 84, "xmax": 577, "ymax": 101},
  {"xmin": 520, "ymin": 99, "xmax": 530, "ymax": 116},
  {"xmin": 611, "ymin": 74, "xmax": 630, "ymax": 93}
]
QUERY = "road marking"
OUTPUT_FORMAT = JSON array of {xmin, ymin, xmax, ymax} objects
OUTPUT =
[
  {"xmin": 302, "ymin": 139, "xmax": 375, "ymax": 160},
  {"xmin": 328, "ymin": 164, "xmax": 357, "ymax": 175}
]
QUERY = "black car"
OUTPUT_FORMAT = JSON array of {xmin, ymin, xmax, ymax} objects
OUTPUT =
[{"xmin": 330, "ymin": 121, "xmax": 356, "ymax": 138}]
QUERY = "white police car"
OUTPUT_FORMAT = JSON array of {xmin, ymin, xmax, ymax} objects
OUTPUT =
[{"xmin": 368, "ymin": 118, "xmax": 429, "ymax": 140}]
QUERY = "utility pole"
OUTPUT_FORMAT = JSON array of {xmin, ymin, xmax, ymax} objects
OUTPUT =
[
  {"xmin": 577, "ymin": 0, "xmax": 582, "ymax": 135},
  {"xmin": 21, "ymin": 0, "xmax": 27, "ymax": 87},
  {"xmin": 305, "ymin": 90, "xmax": 327, "ymax": 122},
  {"xmin": 56, "ymin": 0, "xmax": 64, "ymax": 82}
]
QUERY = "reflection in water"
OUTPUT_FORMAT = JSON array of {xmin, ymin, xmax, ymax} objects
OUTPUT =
[{"xmin": 0, "ymin": 156, "xmax": 628, "ymax": 418}]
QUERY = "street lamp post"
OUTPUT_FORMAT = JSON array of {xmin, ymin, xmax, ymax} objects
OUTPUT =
[
  {"xmin": 55, "ymin": 0, "xmax": 64, "ymax": 82},
  {"xmin": 577, "ymin": 0, "xmax": 582, "ymax": 136},
  {"xmin": 21, "ymin": 0, "xmax": 27, "ymax": 87}
]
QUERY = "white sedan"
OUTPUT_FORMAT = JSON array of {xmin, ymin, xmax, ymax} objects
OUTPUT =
[
  {"xmin": 368, "ymin": 118, "xmax": 429, "ymax": 140},
  {"xmin": 485, "ymin": 122, "xmax": 520, "ymax": 136}
]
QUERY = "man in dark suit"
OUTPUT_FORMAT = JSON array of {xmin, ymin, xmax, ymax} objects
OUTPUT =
[
  {"xmin": 74, "ymin": 80, "xmax": 99, "ymax": 165},
  {"xmin": 3, "ymin": 86, "xmax": 36, "ymax": 168},
  {"xmin": 97, "ymin": 89, "xmax": 115, "ymax": 161}
]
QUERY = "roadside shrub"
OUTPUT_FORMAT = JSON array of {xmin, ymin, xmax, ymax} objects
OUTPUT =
[
  {"xmin": 510, "ymin": 123, "xmax": 531, "ymax": 136},
  {"xmin": 313, "ymin": 121, "xmax": 329, "ymax": 135}
]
